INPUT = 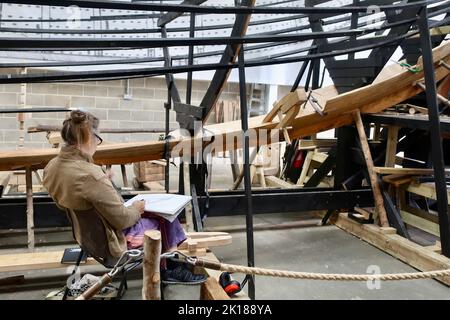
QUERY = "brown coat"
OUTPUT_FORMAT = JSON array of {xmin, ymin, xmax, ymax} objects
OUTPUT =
[{"xmin": 43, "ymin": 146, "xmax": 140, "ymax": 258}]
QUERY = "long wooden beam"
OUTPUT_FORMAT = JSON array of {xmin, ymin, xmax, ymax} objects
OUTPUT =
[
  {"xmin": 353, "ymin": 110, "xmax": 389, "ymax": 227},
  {"xmin": 28, "ymin": 125, "xmax": 166, "ymax": 134},
  {"xmin": 0, "ymin": 43, "xmax": 448, "ymax": 172},
  {"xmin": 374, "ymin": 167, "xmax": 450, "ymax": 175}
]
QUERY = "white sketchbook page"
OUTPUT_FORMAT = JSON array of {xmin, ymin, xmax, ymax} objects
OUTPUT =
[
  {"xmin": 124, "ymin": 194, "xmax": 192, "ymax": 216},
  {"xmin": 147, "ymin": 207, "xmax": 185, "ymax": 223}
]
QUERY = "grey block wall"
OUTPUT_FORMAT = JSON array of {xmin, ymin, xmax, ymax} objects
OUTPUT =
[{"xmin": 0, "ymin": 76, "xmax": 240, "ymax": 150}]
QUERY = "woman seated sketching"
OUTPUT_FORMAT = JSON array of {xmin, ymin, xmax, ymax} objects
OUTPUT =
[{"xmin": 43, "ymin": 110, "xmax": 206, "ymax": 285}]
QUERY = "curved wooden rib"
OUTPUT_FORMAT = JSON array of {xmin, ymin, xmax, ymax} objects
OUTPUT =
[{"xmin": 263, "ymin": 89, "xmax": 307, "ymax": 127}]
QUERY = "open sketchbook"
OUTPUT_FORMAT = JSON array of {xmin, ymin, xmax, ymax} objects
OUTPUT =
[{"xmin": 124, "ymin": 194, "xmax": 192, "ymax": 223}]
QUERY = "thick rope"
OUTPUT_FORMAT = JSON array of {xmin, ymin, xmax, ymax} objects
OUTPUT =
[{"xmin": 217, "ymin": 263, "xmax": 450, "ymax": 281}]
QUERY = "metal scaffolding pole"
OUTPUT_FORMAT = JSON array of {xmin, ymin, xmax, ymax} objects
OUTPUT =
[
  {"xmin": 238, "ymin": 47, "xmax": 255, "ymax": 300},
  {"xmin": 186, "ymin": 12, "xmax": 195, "ymax": 105},
  {"xmin": 418, "ymin": 7, "xmax": 450, "ymax": 257},
  {"xmin": 164, "ymin": 96, "xmax": 171, "ymax": 194}
]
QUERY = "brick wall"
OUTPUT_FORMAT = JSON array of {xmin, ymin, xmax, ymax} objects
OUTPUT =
[{"xmin": 0, "ymin": 75, "xmax": 241, "ymax": 150}]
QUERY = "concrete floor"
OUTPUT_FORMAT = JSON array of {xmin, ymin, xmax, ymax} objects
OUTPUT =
[
  {"xmin": 1, "ymin": 213, "xmax": 450, "ymax": 300},
  {"xmin": 1, "ymin": 160, "xmax": 449, "ymax": 299}
]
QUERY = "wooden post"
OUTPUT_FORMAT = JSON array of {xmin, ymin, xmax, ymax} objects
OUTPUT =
[
  {"xmin": 229, "ymin": 149, "xmax": 240, "ymax": 182},
  {"xmin": 120, "ymin": 164, "xmax": 129, "ymax": 188},
  {"xmin": 277, "ymin": 111, "xmax": 291, "ymax": 145},
  {"xmin": 232, "ymin": 147, "xmax": 259, "ymax": 190},
  {"xmin": 385, "ymin": 126, "xmax": 400, "ymax": 167},
  {"xmin": 25, "ymin": 167, "xmax": 35, "ymax": 251},
  {"xmin": 183, "ymin": 162, "xmax": 194, "ymax": 232},
  {"xmin": 142, "ymin": 230, "xmax": 162, "ymax": 300},
  {"xmin": 373, "ymin": 123, "xmax": 381, "ymax": 142},
  {"xmin": 353, "ymin": 110, "xmax": 389, "ymax": 227},
  {"xmin": 18, "ymin": 67, "xmax": 27, "ymax": 149},
  {"xmin": 297, "ymin": 151, "xmax": 313, "ymax": 186}
]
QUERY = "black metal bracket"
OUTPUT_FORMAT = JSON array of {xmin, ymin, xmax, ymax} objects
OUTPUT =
[{"xmin": 174, "ymin": 102, "xmax": 205, "ymax": 131}]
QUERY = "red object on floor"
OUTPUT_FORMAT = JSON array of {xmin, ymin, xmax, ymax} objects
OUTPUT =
[{"xmin": 293, "ymin": 150, "xmax": 306, "ymax": 169}]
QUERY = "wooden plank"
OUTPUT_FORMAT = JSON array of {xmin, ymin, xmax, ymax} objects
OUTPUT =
[
  {"xmin": 265, "ymin": 176, "xmax": 295, "ymax": 189},
  {"xmin": 0, "ymin": 246, "xmax": 211, "ymax": 274},
  {"xmin": 400, "ymin": 210, "xmax": 440, "ymax": 237},
  {"xmin": 298, "ymin": 139, "xmax": 337, "ymax": 149},
  {"xmin": 304, "ymin": 152, "xmax": 335, "ymax": 188},
  {"xmin": 353, "ymin": 110, "xmax": 389, "ymax": 227},
  {"xmin": 200, "ymin": 277, "xmax": 230, "ymax": 300},
  {"xmin": 385, "ymin": 126, "xmax": 400, "ymax": 167},
  {"xmin": 143, "ymin": 181, "xmax": 165, "ymax": 191},
  {"xmin": 258, "ymin": 166, "xmax": 266, "ymax": 188},
  {"xmin": 199, "ymin": 251, "xmax": 247, "ymax": 300},
  {"xmin": 331, "ymin": 213, "xmax": 450, "ymax": 286},
  {"xmin": 374, "ymin": 167, "xmax": 450, "ymax": 176},
  {"xmin": 0, "ymin": 251, "xmax": 98, "ymax": 273},
  {"xmin": 232, "ymin": 147, "xmax": 259, "ymax": 190},
  {"xmin": 204, "ymin": 219, "xmax": 321, "ymax": 233},
  {"xmin": 28, "ymin": 125, "xmax": 165, "ymax": 134},
  {"xmin": 186, "ymin": 232, "xmax": 230, "ymax": 239},
  {"xmin": 382, "ymin": 174, "xmax": 413, "ymax": 187},
  {"xmin": 263, "ymin": 89, "xmax": 306, "ymax": 123},
  {"xmin": 404, "ymin": 205, "xmax": 439, "ymax": 224},
  {"xmin": 297, "ymin": 151, "xmax": 313, "ymax": 186},
  {"xmin": 178, "ymin": 235, "xmax": 232, "ymax": 250},
  {"xmin": 407, "ymin": 182, "xmax": 450, "ymax": 204},
  {"xmin": 183, "ymin": 162, "xmax": 194, "ymax": 232},
  {"xmin": 325, "ymin": 45, "xmax": 450, "ymax": 115},
  {"xmin": 25, "ymin": 168, "xmax": 35, "ymax": 251},
  {"xmin": 427, "ymin": 242, "xmax": 442, "ymax": 254},
  {"xmin": 431, "ymin": 26, "xmax": 450, "ymax": 36},
  {"xmin": 311, "ymin": 151, "xmax": 328, "ymax": 163}
]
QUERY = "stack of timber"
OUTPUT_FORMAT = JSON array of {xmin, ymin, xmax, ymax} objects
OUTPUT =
[{"xmin": 133, "ymin": 160, "xmax": 166, "ymax": 190}]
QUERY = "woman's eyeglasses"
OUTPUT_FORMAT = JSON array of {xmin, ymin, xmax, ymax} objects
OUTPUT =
[{"xmin": 94, "ymin": 133, "xmax": 103, "ymax": 146}]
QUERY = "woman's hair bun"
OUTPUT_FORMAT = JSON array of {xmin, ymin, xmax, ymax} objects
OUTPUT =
[
  {"xmin": 70, "ymin": 110, "xmax": 87, "ymax": 124},
  {"xmin": 61, "ymin": 109, "xmax": 99, "ymax": 146}
]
